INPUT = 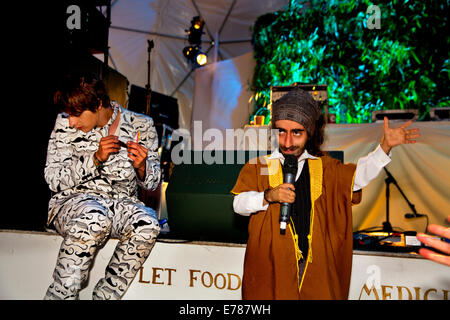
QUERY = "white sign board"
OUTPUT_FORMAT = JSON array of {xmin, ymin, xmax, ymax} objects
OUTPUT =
[
  {"xmin": 0, "ymin": 231, "xmax": 245, "ymax": 300},
  {"xmin": 0, "ymin": 231, "xmax": 448, "ymax": 300},
  {"xmin": 349, "ymin": 252, "xmax": 449, "ymax": 300}
]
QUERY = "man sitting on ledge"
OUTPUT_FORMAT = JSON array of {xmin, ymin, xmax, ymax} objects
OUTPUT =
[{"xmin": 44, "ymin": 74, "xmax": 161, "ymax": 300}]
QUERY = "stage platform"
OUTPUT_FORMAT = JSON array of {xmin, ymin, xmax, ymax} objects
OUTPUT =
[
  {"xmin": 0, "ymin": 229, "xmax": 448, "ymax": 300},
  {"xmin": 1, "ymin": 121, "xmax": 448, "ymax": 300}
]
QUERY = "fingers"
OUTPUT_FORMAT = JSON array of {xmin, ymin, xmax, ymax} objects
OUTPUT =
[
  {"xmin": 98, "ymin": 136, "xmax": 149, "ymax": 164},
  {"xmin": 401, "ymin": 122, "xmax": 419, "ymax": 141},
  {"xmin": 96, "ymin": 135, "xmax": 150, "ymax": 169},
  {"xmin": 97, "ymin": 135, "xmax": 121, "ymax": 161},
  {"xmin": 399, "ymin": 119, "xmax": 413, "ymax": 129},
  {"xmin": 384, "ymin": 120, "xmax": 420, "ymax": 147},
  {"xmin": 416, "ymin": 217, "xmax": 450, "ymax": 267},
  {"xmin": 402, "ymin": 127, "xmax": 420, "ymax": 144},
  {"xmin": 126, "ymin": 141, "xmax": 148, "ymax": 168},
  {"xmin": 384, "ymin": 117, "xmax": 418, "ymax": 135},
  {"xmin": 383, "ymin": 116, "xmax": 389, "ymax": 131},
  {"xmin": 417, "ymin": 222, "xmax": 450, "ymax": 266},
  {"xmin": 102, "ymin": 137, "xmax": 121, "ymax": 151},
  {"xmin": 417, "ymin": 232, "xmax": 450, "ymax": 255},
  {"xmin": 405, "ymin": 128, "xmax": 420, "ymax": 139},
  {"xmin": 100, "ymin": 135, "xmax": 120, "ymax": 148},
  {"xmin": 427, "ymin": 223, "xmax": 450, "ymax": 241},
  {"xmin": 126, "ymin": 141, "xmax": 147, "ymax": 156},
  {"xmin": 281, "ymin": 183, "xmax": 295, "ymax": 191},
  {"xmin": 270, "ymin": 183, "xmax": 296, "ymax": 203},
  {"xmin": 384, "ymin": 117, "xmax": 416, "ymax": 133},
  {"xmin": 407, "ymin": 128, "xmax": 420, "ymax": 134},
  {"xmin": 418, "ymin": 248, "xmax": 450, "ymax": 267}
]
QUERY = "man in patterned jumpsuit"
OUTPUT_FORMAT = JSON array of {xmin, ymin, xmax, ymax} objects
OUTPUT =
[{"xmin": 44, "ymin": 74, "xmax": 161, "ymax": 299}]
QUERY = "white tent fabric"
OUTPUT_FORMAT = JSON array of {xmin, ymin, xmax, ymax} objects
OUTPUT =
[
  {"xmin": 191, "ymin": 51, "xmax": 256, "ymax": 135},
  {"xmin": 105, "ymin": 0, "xmax": 289, "ymax": 130},
  {"xmin": 323, "ymin": 121, "xmax": 450, "ymax": 232}
]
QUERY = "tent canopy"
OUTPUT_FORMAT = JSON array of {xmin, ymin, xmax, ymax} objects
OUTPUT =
[{"xmin": 104, "ymin": 0, "xmax": 289, "ymax": 129}]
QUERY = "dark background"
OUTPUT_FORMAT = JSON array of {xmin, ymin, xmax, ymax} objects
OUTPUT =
[{"xmin": 2, "ymin": 2, "xmax": 108, "ymax": 230}]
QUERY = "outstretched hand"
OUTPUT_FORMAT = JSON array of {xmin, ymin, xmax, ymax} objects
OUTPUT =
[{"xmin": 380, "ymin": 117, "xmax": 420, "ymax": 154}]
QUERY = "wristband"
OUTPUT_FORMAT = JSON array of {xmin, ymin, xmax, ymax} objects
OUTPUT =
[
  {"xmin": 93, "ymin": 153, "xmax": 104, "ymax": 168},
  {"xmin": 264, "ymin": 188, "xmax": 273, "ymax": 204}
]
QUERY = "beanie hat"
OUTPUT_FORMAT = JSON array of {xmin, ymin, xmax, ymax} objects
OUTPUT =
[{"xmin": 271, "ymin": 87, "xmax": 321, "ymax": 136}]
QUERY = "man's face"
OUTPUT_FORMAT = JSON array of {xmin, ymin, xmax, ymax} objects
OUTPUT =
[
  {"xmin": 275, "ymin": 119, "xmax": 308, "ymax": 157},
  {"xmin": 68, "ymin": 110, "xmax": 98, "ymax": 132}
]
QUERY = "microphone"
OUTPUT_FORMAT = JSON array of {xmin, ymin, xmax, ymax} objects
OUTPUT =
[
  {"xmin": 405, "ymin": 213, "xmax": 426, "ymax": 219},
  {"xmin": 280, "ymin": 155, "xmax": 298, "ymax": 234}
]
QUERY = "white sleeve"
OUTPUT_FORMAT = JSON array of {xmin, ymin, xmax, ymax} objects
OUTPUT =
[
  {"xmin": 135, "ymin": 116, "xmax": 161, "ymax": 191},
  {"xmin": 233, "ymin": 191, "xmax": 269, "ymax": 216},
  {"xmin": 353, "ymin": 144, "xmax": 392, "ymax": 191}
]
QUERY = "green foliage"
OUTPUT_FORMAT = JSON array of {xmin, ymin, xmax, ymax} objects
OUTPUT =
[{"xmin": 251, "ymin": 0, "xmax": 450, "ymax": 123}]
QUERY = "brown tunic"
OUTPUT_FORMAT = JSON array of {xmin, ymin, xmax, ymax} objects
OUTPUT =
[{"xmin": 231, "ymin": 155, "xmax": 362, "ymax": 300}]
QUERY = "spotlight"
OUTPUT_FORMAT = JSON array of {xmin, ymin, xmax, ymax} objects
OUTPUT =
[
  {"xmin": 188, "ymin": 16, "xmax": 205, "ymax": 45},
  {"xmin": 196, "ymin": 52, "xmax": 207, "ymax": 66},
  {"xmin": 183, "ymin": 16, "xmax": 207, "ymax": 68},
  {"xmin": 182, "ymin": 45, "xmax": 208, "ymax": 67},
  {"xmin": 183, "ymin": 45, "xmax": 197, "ymax": 59}
]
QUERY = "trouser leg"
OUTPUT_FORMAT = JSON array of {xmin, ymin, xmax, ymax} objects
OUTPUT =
[
  {"xmin": 93, "ymin": 202, "xmax": 160, "ymax": 300},
  {"xmin": 44, "ymin": 198, "xmax": 111, "ymax": 300}
]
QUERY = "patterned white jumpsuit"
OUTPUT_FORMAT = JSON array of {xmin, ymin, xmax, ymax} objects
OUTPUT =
[{"xmin": 44, "ymin": 102, "xmax": 161, "ymax": 299}]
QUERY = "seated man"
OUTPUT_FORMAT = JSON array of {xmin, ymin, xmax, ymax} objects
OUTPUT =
[{"xmin": 44, "ymin": 74, "xmax": 161, "ymax": 300}]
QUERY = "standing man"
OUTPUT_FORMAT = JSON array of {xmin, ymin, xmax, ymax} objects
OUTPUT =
[
  {"xmin": 232, "ymin": 87, "xmax": 420, "ymax": 299},
  {"xmin": 44, "ymin": 74, "xmax": 161, "ymax": 300}
]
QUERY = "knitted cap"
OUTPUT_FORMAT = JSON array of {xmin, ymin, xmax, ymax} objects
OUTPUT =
[{"xmin": 271, "ymin": 87, "xmax": 321, "ymax": 136}]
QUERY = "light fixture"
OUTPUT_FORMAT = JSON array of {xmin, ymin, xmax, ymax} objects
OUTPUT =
[
  {"xmin": 183, "ymin": 16, "xmax": 207, "ymax": 68},
  {"xmin": 196, "ymin": 52, "xmax": 207, "ymax": 66},
  {"xmin": 183, "ymin": 45, "xmax": 196, "ymax": 58},
  {"xmin": 188, "ymin": 16, "xmax": 204, "ymax": 44}
]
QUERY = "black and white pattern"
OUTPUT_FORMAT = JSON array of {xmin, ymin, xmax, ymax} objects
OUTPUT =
[{"xmin": 44, "ymin": 102, "xmax": 161, "ymax": 300}]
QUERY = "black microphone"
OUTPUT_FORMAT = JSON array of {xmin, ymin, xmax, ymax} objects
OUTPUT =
[
  {"xmin": 280, "ymin": 155, "xmax": 298, "ymax": 235},
  {"xmin": 405, "ymin": 213, "xmax": 426, "ymax": 219}
]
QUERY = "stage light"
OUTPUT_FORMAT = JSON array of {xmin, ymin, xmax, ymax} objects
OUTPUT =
[
  {"xmin": 183, "ymin": 46, "xmax": 196, "ymax": 59},
  {"xmin": 196, "ymin": 52, "xmax": 207, "ymax": 66},
  {"xmin": 194, "ymin": 20, "xmax": 202, "ymax": 30},
  {"xmin": 183, "ymin": 16, "xmax": 207, "ymax": 68},
  {"xmin": 183, "ymin": 45, "xmax": 208, "ymax": 68},
  {"xmin": 188, "ymin": 16, "xmax": 204, "ymax": 45},
  {"xmin": 191, "ymin": 16, "xmax": 204, "ymax": 33}
]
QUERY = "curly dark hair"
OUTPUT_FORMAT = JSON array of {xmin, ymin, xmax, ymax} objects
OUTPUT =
[
  {"xmin": 53, "ymin": 73, "xmax": 110, "ymax": 116},
  {"xmin": 305, "ymin": 113, "xmax": 326, "ymax": 157}
]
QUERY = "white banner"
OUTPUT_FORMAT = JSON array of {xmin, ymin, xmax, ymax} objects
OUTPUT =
[
  {"xmin": 0, "ymin": 231, "xmax": 245, "ymax": 300},
  {"xmin": 349, "ymin": 252, "xmax": 449, "ymax": 300},
  {"xmin": 0, "ymin": 231, "xmax": 448, "ymax": 300}
]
